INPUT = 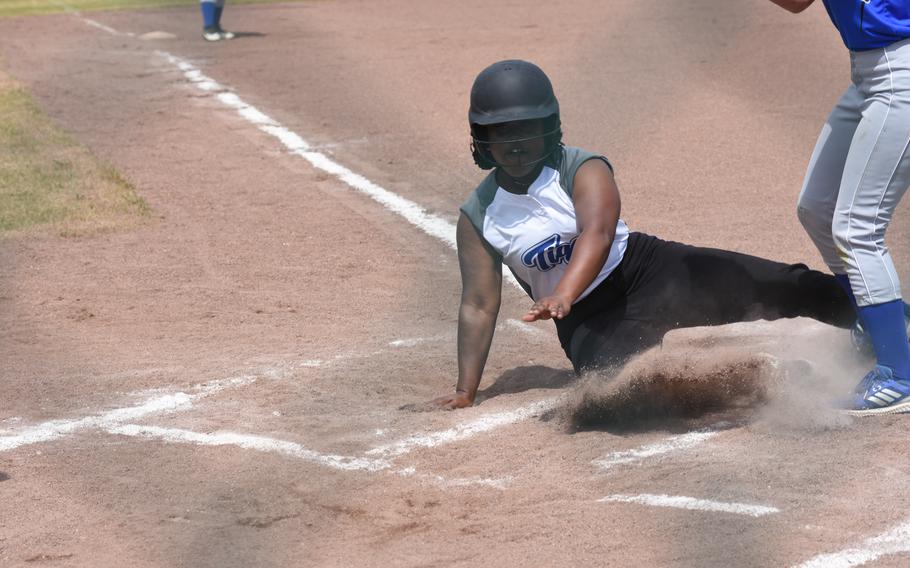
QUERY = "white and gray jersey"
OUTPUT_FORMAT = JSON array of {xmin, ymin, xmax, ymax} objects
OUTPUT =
[{"xmin": 460, "ymin": 146, "xmax": 630, "ymax": 303}]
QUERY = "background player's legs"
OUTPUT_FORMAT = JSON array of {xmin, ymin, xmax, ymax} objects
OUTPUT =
[
  {"xmin": 830, "ymin": 41, "xmax": 910, "ymax": 407},
  {"xmin": 797, "ymin": 85, "xmax": 863, "ymax": 283},
  {"xmin": 200, "ymin": 0, "xmax": 230, "ymax": 41},
  {"xmin": 833, "ymin": 47, "xmax": 910, "ymax": 309}
]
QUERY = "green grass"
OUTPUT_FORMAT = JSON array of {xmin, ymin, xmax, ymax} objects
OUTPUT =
[
  {"xmin": 0, "ymin": 0, "xmax": 307, "ymax": 18},
  {"xmin": 0, "ymin": 74, "xmax": 150, "ymax": 236}
]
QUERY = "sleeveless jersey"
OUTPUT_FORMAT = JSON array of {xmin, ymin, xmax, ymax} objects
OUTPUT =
[
  {"xmin": 460, "ymin": 146, "xmax": 630, "ymax": 302},
  {"xmin": 822, "ymin": 0, "xmax": 910, "ymax": 50}
]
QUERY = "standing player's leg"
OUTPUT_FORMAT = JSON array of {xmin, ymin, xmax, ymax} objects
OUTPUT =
[
  {"xmin": 200, "ymin": 0, "xmax": 232, "ymax": 41},
  {"xmin": 213, "ymin": 0, "xmax": 234, "ymax": 39},
  {"xmin": 796, "ymin": 85, "xmax": 863, "ymax": 302},
  {"xmin": 832, "ymin": 41, "xmax": 910, "ymax": 414}
]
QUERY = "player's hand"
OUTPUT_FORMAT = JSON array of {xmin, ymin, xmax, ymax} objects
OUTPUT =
[
  {"xmin": 522, "ymin": 295, "xmax": 572, "ymax": 322},
  {"xmin": 402, "ymin": 392, "xmax": 475, "ymax": 412}
]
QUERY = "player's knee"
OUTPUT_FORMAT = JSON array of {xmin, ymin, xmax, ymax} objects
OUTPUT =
[
  {"xmin": 830, "ymin": 210, "xmax": 873, "ymax": 253},
  {"xmin": 797, "ymin": 201, "xmax": 831, "ymax": 239}
]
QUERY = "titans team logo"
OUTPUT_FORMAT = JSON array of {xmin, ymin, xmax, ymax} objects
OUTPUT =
[{"xmin": 521, "ymin": 234, "xmax": 577, "ymax": 271}]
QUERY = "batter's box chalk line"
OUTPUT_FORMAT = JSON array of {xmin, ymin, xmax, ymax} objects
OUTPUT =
[
  {"xmin": 0, "ymin": 363, "xmax": 558, "ymax": 488},
  {"xmin": 598, "ymin": 493, "xmax": 779, "ymax": 518}
]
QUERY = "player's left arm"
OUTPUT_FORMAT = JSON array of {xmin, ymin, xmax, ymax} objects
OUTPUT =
[{"xmin": 523, "ymin": 159, "xmax": 621, "ymax": 322}]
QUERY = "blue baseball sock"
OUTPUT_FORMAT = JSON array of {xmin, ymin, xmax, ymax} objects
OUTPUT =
[
  {"xmin": 201, "ymin": 2, "xmax": 217, "ymax": 28},
  {"xmin": 857, "ymin": 299, "xmax": 910, "ymax": 379},
  {"xmin": 214, "ymin": 5, "xmax": 224, "ymax": 27}
]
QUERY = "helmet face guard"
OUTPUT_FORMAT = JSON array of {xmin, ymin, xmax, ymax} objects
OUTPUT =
[
  {"xmin": 470, "ymin": 122, "xmax": 563, "ymax": 170},
  {"xmin": 468, "ymin": 60, "xmax": 563, "ymax": 171}
]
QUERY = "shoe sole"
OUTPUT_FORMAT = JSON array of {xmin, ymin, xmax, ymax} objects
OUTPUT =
[{"xmin": 843, "ymin": 398, "xmax": 910, "ymax": 416}]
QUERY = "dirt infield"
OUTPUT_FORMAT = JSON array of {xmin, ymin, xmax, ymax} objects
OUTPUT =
[{"xmin": 2, "ymin": 1, "xmax": 910, "ymax": 567}]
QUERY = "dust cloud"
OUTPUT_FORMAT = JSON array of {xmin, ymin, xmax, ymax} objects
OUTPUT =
[{"xmin": 565, "ymin": 319, "xmax": 865, "ymax": 433}]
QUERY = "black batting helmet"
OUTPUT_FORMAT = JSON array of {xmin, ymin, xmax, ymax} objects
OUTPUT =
[{"xmin": 469, "ymin": 60, "xmax": 563, "ymax": 170}]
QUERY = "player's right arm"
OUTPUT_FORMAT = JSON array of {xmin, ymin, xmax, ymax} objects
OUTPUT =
[
  {"xmin": 767, "ymin": 0, "xmax": 815, "ymax": 13},
  {"xmin": 424, "ymin": 213, "xmax": 502, "ymax": 410}
]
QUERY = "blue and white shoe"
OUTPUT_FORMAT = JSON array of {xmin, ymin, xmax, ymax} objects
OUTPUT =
[
  {"xmin": 851, "ymin": 302, "xmax": 910, "ymax": 358},
  {"xmin": 845, "ymin": 365, "xmax": 910, "ymax": 416}
]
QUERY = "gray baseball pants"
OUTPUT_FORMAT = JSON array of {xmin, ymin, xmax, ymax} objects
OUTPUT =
[{"xmin": 797, "ymin": 37, "xmax": 910, "ymax": 307}]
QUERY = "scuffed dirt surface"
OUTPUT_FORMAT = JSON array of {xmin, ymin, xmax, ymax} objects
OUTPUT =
[{"xmin": 1, "ymin": 1, "xmax": 909, "ymax": 567}]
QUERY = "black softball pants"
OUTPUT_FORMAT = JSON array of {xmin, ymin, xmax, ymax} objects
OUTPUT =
[{"xmin": 554, "ymin": 232, "xmax": 857, "ymax": 374}]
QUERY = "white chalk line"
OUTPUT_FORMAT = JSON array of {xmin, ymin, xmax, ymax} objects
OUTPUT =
[
  {"xmin": 103, "ymin": 424, "xmax": 510, "ymax": 488},
  {"xmin": 154, "ymin": 51, "xmax": 457, "ymax": 245},
  {"xmin": 793, "ymin": 519, "xmax": 910, "ymax": 568},
  {"xmin": 593, "ymin": 429, "xmax": 720, "ymax": 471},
  {"xmin": 0, "ymin": 334, "xmax": 455, "ymax": 449},
  {"xmin": 152, "ymin": 50, "xmax": 525, "ymax": 291},
  {"xmin": 397, "ymin": 467, "xmax": 513, "ymax": 490},
  {"xmin": 0, "ymin": 374, "xmax": 260, "ymax": 453},
  {"xmin": 388, "ymin": 334, "xmax": 450, "ymax": 348},
  {"xmin": 599, "ymin": 494, "xmax": 779, "ymax": 518},
  {"xmin": 106, "ymin": 424, "xmax": 390, "ymax": 472},
  {"xmin": 106, "ymin": 396, "xmax": 561, "ymax": 473},
  {"xmin": 72, "ymin": 11, "xmax": 135, "ymax": 38},
  {"xmin": 366, "ymin": 397, "xmax": 563, "ymax": 458},
  {"xmin": 0, "ymin": 361, "xmax": 314, "ymax": 453}
]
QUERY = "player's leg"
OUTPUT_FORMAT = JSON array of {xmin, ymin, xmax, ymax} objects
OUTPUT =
[
  {"xmin": 625, "ymin": 237, "xmax": 857, "ymax": 331},
  {"xmin": 796, "ymin": 84, "xmax": 871, "ymax": 338},
  {"xmin": 564, "ymin": 309, "xmax": 666, "ymax": 375},
  {"xmin": 213, "ymin": 0, "xmax": 234, "ymax": 39},
  {"xmin": 553, "ymin": 233, "xmax": 672, "ymax": 375},
  {"xmin": 554, "ymin": 233, "xmax": 854, "ymax": 377},
  {"xmin": 796, "ymin": 84, "xmax": 863, "ymax": 290},
  {"xmin": 200, "ymin": 0, "xmax": 221, "ymax": 41},
  {"xmin": 832, "ymin": 40, "xmax": 910, "ymax": 414}
]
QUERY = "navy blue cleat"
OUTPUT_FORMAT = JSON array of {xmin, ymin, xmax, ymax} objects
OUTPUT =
[{"xmin": 845, "ymin": 365, "xmax": 910, "ymax": 416}]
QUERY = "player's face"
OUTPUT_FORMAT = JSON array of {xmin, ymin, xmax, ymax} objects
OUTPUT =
[{"xmin": 485, "ymin": 120, "xmax": 547, "ymax": 178}]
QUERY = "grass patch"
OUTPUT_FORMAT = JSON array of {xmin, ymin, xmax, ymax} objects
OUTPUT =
[
  {"xmin": 0, "ymin": 71, "xmax": 150, "ymax": 237},
  {"xmin": 0, "ymin": 0, "xmax": 309, "ymax": 18}
]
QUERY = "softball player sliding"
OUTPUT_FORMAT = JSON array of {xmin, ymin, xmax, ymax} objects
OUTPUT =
[
  {"xmin": 769, "ymin": 0, "xmax": 910, "ymax": 414},
  {"xmin": 424, "ymin": 60, "xmax": 858, "ymax": 412},
  {"xmin": 200, "ymin": 0, "xmax": 234, "ymax": 42}
]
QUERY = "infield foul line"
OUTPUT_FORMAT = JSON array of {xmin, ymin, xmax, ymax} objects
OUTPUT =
[
  {"xmin": 150, "ymin": 50, "xmax": 525, "ymax": 291},
  {"xmin": 599, "ymin": 494, "xmax": 779, "ymax": 518},
  {"xmin": 793, "ymin": 519, "xmax": 910, "ymax": 568}
]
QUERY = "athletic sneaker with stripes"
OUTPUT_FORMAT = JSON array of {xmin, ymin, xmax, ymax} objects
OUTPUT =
[{"xmin": 846, "ymin": 365, "xmax": 910, "ymax": 416}]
